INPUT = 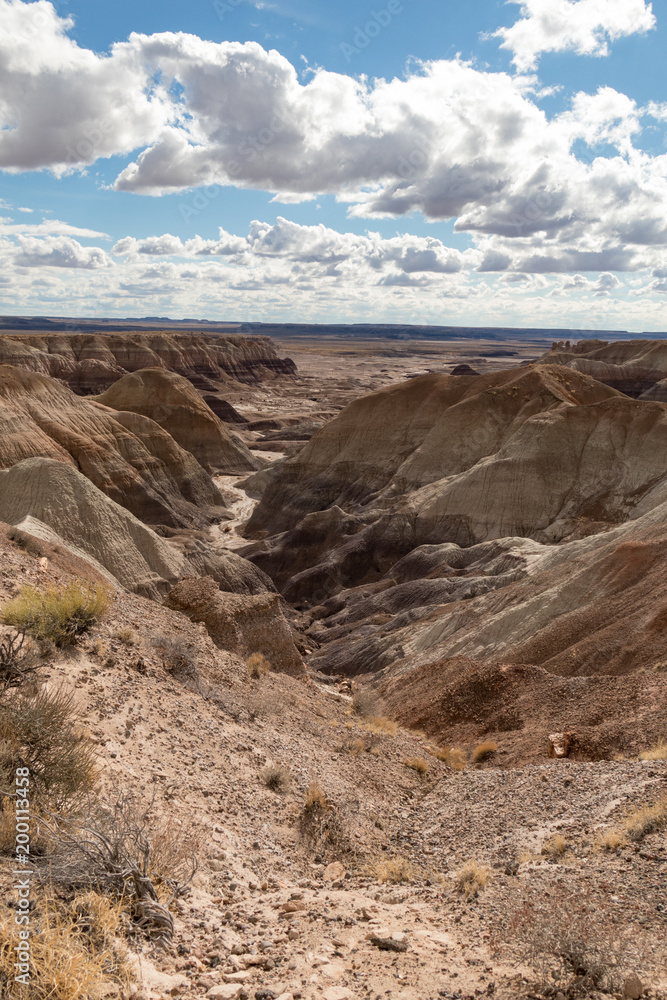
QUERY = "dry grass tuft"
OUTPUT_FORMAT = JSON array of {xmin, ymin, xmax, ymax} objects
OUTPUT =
[
  {"xmin": 541, "ymin": 834, "xmax": 568, "ymax": 859},
  {"xmin": 113, "ymin": 627, "xmax": 136, "ymax": 646},
  {"xmin": 622, "ymin": 795, "xmax": 667, "ymax": 841},
  {"xmin": 596, "ymin": 828, "xmax": 628, "ymax": 853},
  {"xmin": 260, "ymin": 762, "xmax": 291, "ymax": 793},
  {"xmin": 639, "ymin": 740, "xmax": 667, "ymax": 761},
  {"xmin": 455, "ymin": 859, "xmax": 490, "ymax": 897},
  {"xmin": 246, "ymin": 651, "xmax": 271, "ymax": 678},
  {"xmin": 304, "ymin": 781, "xmax": 329, "ymax": 811},
  {"xmin": 434, "ymin": 745, "xmax": 467, "ymax": 770},
  {"xmin": 471, "ymin": 740, "xmax": 498, "ymax": 763},
  {"xmin": 368, "ymin": 855, "xmax": 415, "ymax": 884},
  {"xmin": 402, "ymin": 756, "xmax": 430, "ymax": 775},
  {"xmin": 0, "ymin": 891, "xmax": 130, "ymax": 999},
  {"xmin": 362, "ymin": 716, "xmax": 398, "ymax": 737},
  {"xmin": 1, "ymin": 581, "xmax": 111, "ymax": 647}
]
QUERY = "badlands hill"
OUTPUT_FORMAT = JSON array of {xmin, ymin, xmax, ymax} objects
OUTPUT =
[
  {"xmin": 0, "ymin": 330, "xmax": 297, "ymax": 394},
  {"xmin": 0, "ymin": 365, "xmax": 228, "ymax": 528},
  {"xmin": 540, "ymin": 338, "xmax": 667, "ymax": 398},
  {"xmin": 242, "ymin": 362, "xmax": 667, "ymax": 761},
  {"xmin": 94, "ymin": 368, "xmax": 260, "ymax": 474}
]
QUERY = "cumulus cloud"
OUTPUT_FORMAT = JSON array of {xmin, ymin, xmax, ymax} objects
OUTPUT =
[
  {"xmin": 14, "ymin": 235, "xmax": 111, "ymax": 268},
  {"xmin": 493, "ymin": 0, "xmax": 656, "ymax": 72},
  {"xmin": 2, "ymin": 2, "xmax": 667, "ymax": 280}
]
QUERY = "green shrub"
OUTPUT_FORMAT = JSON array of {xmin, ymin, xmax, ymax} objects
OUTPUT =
[
  {"xmin": 0, "ymin": 581, "xmax": 111, "ymax": 647},
  {"xmin": 0, "ymin": 687, "xmax": 97, "ymax": 810}
]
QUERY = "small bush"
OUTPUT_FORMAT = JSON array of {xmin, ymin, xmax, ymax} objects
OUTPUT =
[
  {"xmin": 1, "ymin": 581, "xmax": 111, "ymax": 647},
  {"xmin": 494, "ymin": 888, "xmax": 646, "ymax": 996},
  {"xmin": 455, "ymin": 860, "xmax": 490, "ymax": 897},
  {"xmin": 0, "ymin": 687, "xmax": 97, "ymax": 810},
  {"xmin": 434, "ymin": 745, "xmax": 467, "ymax": 770},
  {"xmin": 368, "ymin": 856, "xmax": 415, "ymax": 884},
  {"xmin": 260, "ymin": 762, "xmax": 291, "ymax": 793},
  {"xmin": 541, "ymin": 834, "xmax": 568, "ymax": 859},
  {"xmin": 403, "ymin": 756, "xmax": 430, "ymax": 775},
  {"xmin": 472, "ymin": 740, "xmax": 498, "ymax": 763},
  {"xmin": 247, "ymin": 651, "xmax": 271, "ymax": 678},
  {"xmin": 152, "ymin": 634, "xmax": 201, "ymax": 690},
  {"xmin": 351, "ymin": 687, "xmax": 379, "ymax": 717},
  {"xmin": 639, "ymin": 740, "xmax": 667, "ymax": 761},
  {"xmin": 299, "ymin": 782, "xmax": 351, "ymax": 856}
]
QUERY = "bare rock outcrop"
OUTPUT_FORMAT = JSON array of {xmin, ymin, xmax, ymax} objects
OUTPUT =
[
  {"xmin": 0, "ymin": 365, "xmax": 228, "ymax": 528},
  {"xmin": 539, "ymin": 339, "xmax": 667, "ymax": 397},
  {"xmin": 0, "ymin": 458, "xmax": 185, "ymax": 597},
  {"xmin": 0, "ymin": 331, "xmax": 296, "ymax": 394},
  {"xmin": 94, "ymin": 369, "xmax": 261, "ymax": 474},
  {"xmin": 245, "ymin": 364, "xmax": 667, "ymax": 597},
  {"xmin": 164, "ymin": 576, "xmax": 305, "ymax": 676}
]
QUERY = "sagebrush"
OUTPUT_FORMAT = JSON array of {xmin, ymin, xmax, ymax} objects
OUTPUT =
[{"xmin": 1, "ymin": 581, "xmax": 111, "ymax": 647}]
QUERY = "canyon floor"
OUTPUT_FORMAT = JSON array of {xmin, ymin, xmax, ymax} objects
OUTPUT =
[{"xmin": 0, "ymin": 333, "xmax": 665, "ymax": 1000}]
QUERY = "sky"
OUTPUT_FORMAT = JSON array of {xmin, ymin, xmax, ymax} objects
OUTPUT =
[{"xmin": 1, "ymin": 0, "xmax": 667, "ymax": 329}]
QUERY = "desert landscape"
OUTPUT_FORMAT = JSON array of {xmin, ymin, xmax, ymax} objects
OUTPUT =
[{"xmin": 0, "ymin": 324, "xmax": 664, "ymax": 1000}]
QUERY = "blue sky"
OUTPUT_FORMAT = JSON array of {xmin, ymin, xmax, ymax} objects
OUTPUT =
[{"xmin": 1, "ymin": 0, "xmax": 667, "ymax": 328}]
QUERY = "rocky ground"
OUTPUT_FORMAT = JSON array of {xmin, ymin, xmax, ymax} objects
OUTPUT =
[
  {"xmin": 0, "ymin": 337, "xmax": 665, "ymax": 1000},
  {"xmin": 0, "ymin": 517, "xmax": 665, "ymax": 1000}
]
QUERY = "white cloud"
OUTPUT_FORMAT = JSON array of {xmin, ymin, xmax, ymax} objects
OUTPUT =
[
  {"xmin": 14, "ymin": 235, "xmax": 111, "ymax": 268},
  {"xmin": 1, "ymin": 1, "xmax": 667, "ymax": 283},
  {"xmin": 0, "ymin": 217, "xmax": 108, "ymax": 238},
  {"xmin": 493, "ymin": 0, "xmax": 656, "ymax": 72}
]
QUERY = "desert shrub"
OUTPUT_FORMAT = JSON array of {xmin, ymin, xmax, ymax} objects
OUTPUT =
[
  {"xmin": 0, "ymin": 581, "xmax": 111, "ymax": 647},
  {"xmin": 639, "ymin": 740, "xmax": 667, "ymax": 761},
  {"xmin": 260, "ymin": 762, "xmax": 291, "ymax": 793},
  {"xmin": 351, "ymin": 687, "xmax": 380, "ymax": 717},
  {"xmin": 402, "ymin": 756, "xmax": 430, "ymax": 775},
  {"xmin": 541, "ymin": 834, "xmax": 568, "ymax": 859},
  {"xmin": 455, "ymin": 860, "xmax": 490, "ymax": 897},
  {"xmin": 0, "ymin": 687, "xmax": 97, "ymax": 811},
  {"xmin": 472, "ymin": 740, "xmax": 498, "ymax": 763},
  {"xmin": 368, "ymin": 856, "xmax": 415, "ymax": 884},
  {"xmin": 493, "ymin": 889, "xmax": 647, "ymax": 996},
  {"xmin": 0, "ymin": 629, "xmax": 41, "ymax": 691},
  {"xmin": 0, "ymin": 891, "xmax": 130, "ymax": 1000},
  {"xmin": 434, "ymin": 745, "xmax": 467, "ymax": 770},
  {"xmin": 299, "ymin": 782, "xmax": 351, "ymax": 856},
  {"xmin": 152, "ymin": 634, "xmax": 203, "ymax": 691},
  {"xmin": 36, "ymin": 793, "xmax": 198, "ymax": 947},
  {"xmin": 246, "ymin": 651, "xmax": 271, "ymax": 678}
]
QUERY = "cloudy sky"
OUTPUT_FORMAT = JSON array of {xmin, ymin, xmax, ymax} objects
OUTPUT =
[{"xmin": 1, "ymin": 0, "xmax": 667, "ymax": 329}]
